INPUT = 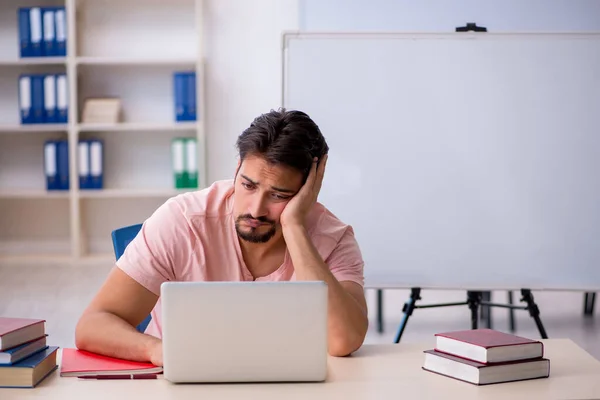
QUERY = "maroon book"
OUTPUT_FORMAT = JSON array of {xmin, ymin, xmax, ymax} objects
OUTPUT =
[
  {"xmin": 423, "ymin": 349, "xmax": 550, "ymax": 386},
  {"xmin": 434, "ymin": 329, "xmax": 544, "ymax": 364},
  {"xmin": 0, "ymin": 318, "xmax": 46, "ymax": 351}
]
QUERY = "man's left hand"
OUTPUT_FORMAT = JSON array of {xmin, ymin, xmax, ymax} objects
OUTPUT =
[{"xmin": 280, "ymin": 154, "xmax": 328, "ymax": 228}]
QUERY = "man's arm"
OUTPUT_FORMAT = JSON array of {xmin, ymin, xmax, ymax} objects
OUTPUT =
[
  {"xmin": 283, "ymin": 224, "xmax": 368, "ymax": 357},
  {"xmin": 75, "ymin": 267, "xmax": 163, "ymax": 366}
]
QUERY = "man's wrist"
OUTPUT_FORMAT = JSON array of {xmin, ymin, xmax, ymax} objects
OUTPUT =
[{"xmin": 281, "ymin": 220, "xmax": 307, "ymax": 236}]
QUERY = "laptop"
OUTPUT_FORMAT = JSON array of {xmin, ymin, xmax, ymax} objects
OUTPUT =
[{"xmin": 160, "ymin": 280, "xmax": 328, "ymax": 383}]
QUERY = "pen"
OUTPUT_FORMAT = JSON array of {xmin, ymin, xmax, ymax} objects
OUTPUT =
[{"xmin": 78, "ymin": 374, "xmax": 158, "ymax": 380}]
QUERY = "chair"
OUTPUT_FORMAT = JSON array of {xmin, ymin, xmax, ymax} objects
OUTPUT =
[{"xmin": 111, "ymin": 223, "xmax": 152, "ymax": 333}]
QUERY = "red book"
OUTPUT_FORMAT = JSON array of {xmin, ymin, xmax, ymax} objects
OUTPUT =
[
  {"xmin": 423, "ymin": 349, "xmax": 550, "ymax": 386},
  {"xmin": 0, "ymin": 318, "xmax": 46, "ymax": 351},
  {"xmin": 60, "ymin": 348, "xmax": 163, "ymax": 377},
  {"xmin": 434, "ymin": 329, "xmax": 544, "ymax": 364}
]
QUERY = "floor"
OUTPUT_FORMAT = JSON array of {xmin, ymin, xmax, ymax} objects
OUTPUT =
[{"xmin": 1, "ymin": 265, "xmax": 598, "ymax": 360}]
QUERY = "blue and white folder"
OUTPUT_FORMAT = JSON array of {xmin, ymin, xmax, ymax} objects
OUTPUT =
[
  {"xmin": 44, "ymin": 140, "xmax": 59, "ymax": 190},
  {"xmin": 78, "ymin": 140, "xmax": 91, "ymax": 189},
  {"xmin": 19, "ymin": 75, "xmax": 33, "ymax": 124},
  {"xmin": 89, "ymin": 139, "xmax": 104, "ymax": 189},
  {"xmin": 56, "ymin": 74, "xmax": 68, "ymax": 123},
  {"xmin": 55, "ymin": 7, "xmax": 66, "ymax": 57},
  {"xmin": 43, "ymin": 74, "xmax": 57, "ymax": 123},
  {"xmin": 29, "ymin": 7, "xmax": 43, "ymax": 57},
  {"xmin": 42, "ymin": 8, "xmax": 56, "ymax": 56}
]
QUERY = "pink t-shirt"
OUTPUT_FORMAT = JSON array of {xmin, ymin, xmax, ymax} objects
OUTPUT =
[{"xmin": 116, "ymin": 179, "xmax": 365, "ymax": 338}]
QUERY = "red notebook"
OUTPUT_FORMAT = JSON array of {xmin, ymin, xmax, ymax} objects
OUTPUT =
[
  {"xmin": 434, "ymin": 329, "xmax": 544, "ymax": 364},
  {"xmin": 0, "ymin": 318, "xmax": 46, "ymax": 351},
  {"xmin": 60, "ymin": 348, "xmax": 163, "ymax": 377},
  {"xmin": 423, "ymin": 349, "xmax": 550, "ymax": 386}
]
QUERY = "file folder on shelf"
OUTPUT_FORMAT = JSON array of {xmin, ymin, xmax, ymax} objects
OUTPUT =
[
  {"xmin": 185, "ymin": 138, "xmax": 198, "ymax": 188},
  {"xmin": 43, "ymin": 74, "xmax": 57, "ymax": 123},
  {"xmin": 172, "ymin": 138, "xmax": 198, "ymax": 189},
  {"xmin": 78, "ymin": 140, "xmax": 91, "ymax": 189},
  {"xmin": 29, "ymin": 7, "xmax": 43, "ymax": 57},
  {"xmin": 174, "ymin": 73, "xmax": 186, "ymax": 122},
  {"xmin": 55, "ymin": 7, "xmax": 67, "ymax": 57},
  {"xmin": 56, "ymin": 140, "xmax": 69, "ymax": 190},
  {"xmin": 18, "ymin": 8, "xmax": 32, "ymax": 58},
  {"xmin": 56, "ymin": 74, "xmax": 68, "ymax": 123},
  {"xmin": 173, "ymin": 72, "xmax": 197, "ymax": 122},
  {"xmin": 89, "ymin": 139, "xmax": 104, "ymax": 189},
  {"xmin": 44, "ymin": 140, "xmax": 59, "ymax": 190},
  {"xmin": 42, "ymin": 8, "xmax": 56, "ymax": 57},
  {"xmin": 19, "ymin": 75, "xmax": 33, "ymax": 124},
  {"xmin": 186, "ymin": 72, "xmax": 197, "ymax": 121},
  {"xmin": 31, "ymin": 75, "xmax": 45, "ymax": 123},
  {"xmin": 172, "ymin": 138, "xmax": 186, "ymax": 188}
]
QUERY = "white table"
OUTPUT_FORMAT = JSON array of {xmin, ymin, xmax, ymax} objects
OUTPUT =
[{"xmin": 4, "ymin": 339, "xmax": 600, "ymax": 400}]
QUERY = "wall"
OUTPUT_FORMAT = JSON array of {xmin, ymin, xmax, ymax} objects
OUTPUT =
[
  {"xmin": 203, "ymin": 0, "xmax": 600, "ymax": 183},
  {"xmin": 203, "ymin": 0, "xmax": 299, "ymax": 183},
  {"xmin": 299, "ymin": 0, "xmax": 600, "ymax": 32}
]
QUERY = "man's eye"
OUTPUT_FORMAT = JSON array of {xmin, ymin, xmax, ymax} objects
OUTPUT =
[
  {"xmin": 242, "ymin": 182, "xmax": 254, "ymax": 190},
  {"xmin": 272, "ymin": 193, "xmax": 290, "ymax": 200}
]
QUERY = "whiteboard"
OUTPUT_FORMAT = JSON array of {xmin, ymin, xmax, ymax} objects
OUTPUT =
[{"xmin": 282, "ymin": 32, "xmax": 600, "ymax": 290}]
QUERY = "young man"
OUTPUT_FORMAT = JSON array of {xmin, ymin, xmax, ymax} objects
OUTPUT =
[{"xmin": 75, "ymin": 109, "xmax": 368, "ymax": 365}]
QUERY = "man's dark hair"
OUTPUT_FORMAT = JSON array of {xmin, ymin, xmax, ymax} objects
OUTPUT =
[{"xmin": 235, "ymin": 108, "xmax": 329, "ymax": 179}]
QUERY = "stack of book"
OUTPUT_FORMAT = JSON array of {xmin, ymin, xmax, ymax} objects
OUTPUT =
[
  {"xmin": 0, "ymin": 317, "xmax": 59, "ymax": 388},
  {"xmin": 422, "ymin": 328, "xmax": 550, "ymax": 386}
]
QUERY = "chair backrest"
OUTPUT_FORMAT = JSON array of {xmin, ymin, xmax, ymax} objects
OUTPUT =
[
  {"xmin": 110, "ymin": 223, "xmax": 151, "ymax": 333},
  {"xmin": 111, "ymin": 223, "xmax": 143, "ymax": 260}
]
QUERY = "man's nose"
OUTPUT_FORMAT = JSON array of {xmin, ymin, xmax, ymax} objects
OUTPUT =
[{"xmin": 249, "ymin": 194, "xmax": 268, "ymax": 218}]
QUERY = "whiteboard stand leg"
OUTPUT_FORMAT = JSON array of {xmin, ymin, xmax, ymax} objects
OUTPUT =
[
  {"xmin": 376, "ymin": 289, "xmax": 384, "ymax": 333},
  {"xmin": 508, "ymin": 291, "xmax": 517, "ymax": 333},
  {"xmin": 583, "ymin": 292, "xmax": 596, "ymax": 316},
  {"xmin": 394, "ymin": 287, "xmax": 421, "ymax": 343},
  {"xmin": 520, "ymin": 289, "xmax": 548, "ymax": 339},
  {"xmin": 467, "ymin": 291, "xmax": 482, "ymax": 330},
  {"xmin": 480, "ymin": 291, "xmax": 492, "ymax": 329}
]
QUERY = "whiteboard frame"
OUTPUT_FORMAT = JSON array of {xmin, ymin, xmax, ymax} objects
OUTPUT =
[{"xmin": 281, "ymin": 31, "xmax": 600, "ymax": 291}]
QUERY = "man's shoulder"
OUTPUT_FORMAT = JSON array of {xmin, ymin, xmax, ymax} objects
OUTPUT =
[{"xmin": 167, "ymin": 179, "xmax": 235, "ymax": 219}]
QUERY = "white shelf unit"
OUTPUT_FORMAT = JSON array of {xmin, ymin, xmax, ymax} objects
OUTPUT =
[{"xmin": 0, "ymin": 0, "xmax": 205, "ymax": 266}]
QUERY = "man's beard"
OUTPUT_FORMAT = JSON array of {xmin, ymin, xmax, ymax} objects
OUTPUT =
[{"xmin": 235, "ymin": 214, "xmax": 277, "ymax": 243}]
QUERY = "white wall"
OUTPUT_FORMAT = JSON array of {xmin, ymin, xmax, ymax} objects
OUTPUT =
[
  {"xmin": 202, "ymin": 0, "xmax": 600, "ymax": 183},
  {"xmin": 203, "ymin": 0, "xmax": 299, "ymax": 183},
  {"xmin": 299, "ymin": 0, "xmax": 600, "ymax": 32}
]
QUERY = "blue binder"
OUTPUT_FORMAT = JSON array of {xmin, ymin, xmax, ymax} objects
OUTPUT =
[
  {"xmin": 55, "ymin": 7, "xmax": 66, "ymax": 57},
  {"xmin": 41, "ymin": 8, "xmax": 56, "ymax": 56},
  {"xmin": 174, "ymin": 72, "xmax": 186, "ymax": 121},
  {"xmin": 186, "ymin": 72, "xmax": 197, "ymax": 121},
  {"xmin": 19, "ymin": 75, "xmax": 34, "ymax": 124},
  {"xmin": 56, "ymin": 74, "xmax": 68, "ymax": 123},
  {"xmin": 29, "ymin": 7, "xmax": 43, "ymax": 57},
  {"xmin": 56, "ymin": 140, "xmax": 69, "ymax": 190},
  {"xmin": 31, "ymin": 75, "xmax": 45, "ymax": 124},
  {"xmin": 18, "ymin": 8, "xmax": 31, "ymax": 58},
  {"xmin": 89, "ymin": 139, "xmax": 104, "ymax": 189},
  {"xmin": 43, "ymin": 74, "xmax": 57, "ymax": 123},
  {"xmin": 44, "ymin": 140, "xmax": 59, "ymax": 190}
]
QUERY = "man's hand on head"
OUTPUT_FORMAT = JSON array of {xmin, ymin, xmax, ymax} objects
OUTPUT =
[{"xmin": 280, "ymin": 154, "xmax": 328, "ymax": 229}]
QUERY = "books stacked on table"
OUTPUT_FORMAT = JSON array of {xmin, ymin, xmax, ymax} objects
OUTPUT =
[
  {"xmin": 0, "ymin": 317, "xmax": 59, "ymax": 388},
  {"xmin": 422, "ymin": 328, "xmax": 550, "ymax": 386}
]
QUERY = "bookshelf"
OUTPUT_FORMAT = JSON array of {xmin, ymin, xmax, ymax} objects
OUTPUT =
[{"xmin": 0, "ymin": 0, "xmax": 205, "ymax": 266}]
